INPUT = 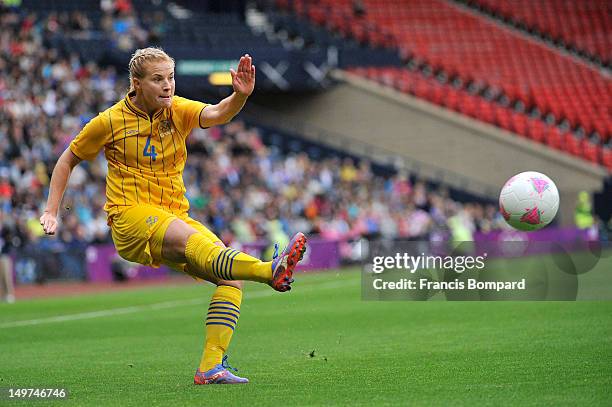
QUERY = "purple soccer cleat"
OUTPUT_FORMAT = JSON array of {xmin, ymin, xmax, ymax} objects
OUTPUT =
[
  {"xmin": 270, "ymin": 232, "xmax": 307, "ymax": 292},
  {"xmin": 194, "ymin": 356, "xmax": 249, "ymax": 385}
]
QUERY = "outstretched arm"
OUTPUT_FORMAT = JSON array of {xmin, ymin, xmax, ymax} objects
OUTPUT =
[
  {"xmin": 40, "ymin": 148, "xmax": 82, "ymax": 235},
  {"xmin": 200, "ymin": 54, "xmax": 255, "ymax": 128}
]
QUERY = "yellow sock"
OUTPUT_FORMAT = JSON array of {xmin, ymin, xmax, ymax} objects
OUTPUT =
[
  {"xmin": 185, "ymin": 233, "xmax": 272, "ymax": 283},
  {"xmin": 200, "ymin": 285, "xmax": 242, "ymax": 371}
]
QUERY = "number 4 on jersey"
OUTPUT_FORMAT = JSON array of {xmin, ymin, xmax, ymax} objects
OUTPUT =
[{"xmin": 143, "ymin": 135, "xmax": 157, "ymax": 161}]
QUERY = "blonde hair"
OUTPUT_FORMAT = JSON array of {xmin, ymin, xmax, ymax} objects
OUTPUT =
[{"xmin": 128, "ymin": 47, "xmax": 175, "ymax": 92}]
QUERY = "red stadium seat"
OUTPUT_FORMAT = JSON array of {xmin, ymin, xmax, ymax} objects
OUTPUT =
[
  {"xmin": 563, "ymin": 133, "xmax": 582, "ymax": 157},
  {"xmin": 581, "ymin": 140, "xmax": 602, "ymax": 165},
  {"xmin": 511, "ymin": 112, "xmax": 528, "ymax": 138},
  {"xmin": 473, "ymin": 0, "xmax": 611, "ymax": 63},
  {"xmin": 494, "ymin": 105, "xmax": 512, "ymax": 132},
  {"xmin": 546, "ymin": 127, "xmax": 563, "ymax": 150},
  {"xmin": 307, "ymin": 0, "xmax": 611, "ymax": 162},
  {"xmin": 527, "ymin": 119, "xmax": 547, "ymax": 144}
]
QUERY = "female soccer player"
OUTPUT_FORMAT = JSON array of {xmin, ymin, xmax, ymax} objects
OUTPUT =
[{"xmin": 40, "ymin": 47, "xmax": 307, "ymax": 385}]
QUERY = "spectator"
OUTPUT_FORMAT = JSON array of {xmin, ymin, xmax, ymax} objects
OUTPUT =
[
  {"xmin": 0, "ymin": 220, "xmax": 16, "ymax": 303},
  {"xmin": 575, "ymin": 191, "xmax": 594, "ymax": 230}
]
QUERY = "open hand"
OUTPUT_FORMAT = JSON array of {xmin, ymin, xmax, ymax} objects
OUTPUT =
[{"xmin": 230, "ymin": 54, "xmax": 255, "ymax": 97}]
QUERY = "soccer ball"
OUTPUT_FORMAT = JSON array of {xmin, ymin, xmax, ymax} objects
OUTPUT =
[{"xmin": 499, "ymin": 171, "xmax": 559, "ymax": 231}]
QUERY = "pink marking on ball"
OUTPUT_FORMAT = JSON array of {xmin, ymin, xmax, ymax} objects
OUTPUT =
[
  {"xmin": 499, "ymin": 202, "xmax": 511, "ymax": 221},
  {"xmin": 530, "ymin": 177, "xmax": 550, "ymax": 196},
  {"xmin": 520, "ymin": 206, "xmax": 543, "ymax": 225}
]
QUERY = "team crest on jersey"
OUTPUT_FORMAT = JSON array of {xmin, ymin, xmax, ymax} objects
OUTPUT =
[
  {"xmin": 159, "ymin": 120, "xmax": 172, "ymax": 138},
  {"xmin": 146, "ymin": 216, "xmax": 158, "ymax": 227}
]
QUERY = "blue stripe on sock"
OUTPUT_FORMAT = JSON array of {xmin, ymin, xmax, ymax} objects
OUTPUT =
[
  {"xmin": 217, "ymin": 249, "xmax": 227, "ymax": 280},
  {"xmin": 220, "ymin": 249, "xmax": 232, "ymax": 280},
  {"xmin": 208, "ymin": 301, "xmax": 240, "ymax": 312},
  {"xmin": 208, "ymin": 306, "xmax": 240, "ymax": 314},
  {"xmin": 227, "ymin": 250, "xmax": 240, "ymax": 280},
  {"xmin": 209, "ymin": 301, "xmax": 240, "ymax": 308},
  {"xmin": 222, "ymin": 249, "xmax": 237, "ymax": 280},
  {"xmin": 222, "ymin": 249, "xmax": 236, "ymax": 281},
  {"xmin": 218, "ymin": 249, "xmax": 231, "ymax": 280},
  {"xmin": 207, "ymin": 316, "xmax": 238, "ymax": 326},
  {"xmin": 213, "ymin": 248, "xmax": 223, "ymax": 279},
  {"xmin": 219, "ymin": 249, "xmax": 227, "ymax": 280},
  {"xmin": 206, "ymin": 310, "xmax": 240, "ymax": 319},
  {"xmin": 208, "ymin": 302, "xmax": 239, "ymax": 312},
  {"xmin": 205, "ymin": 322, "xmax": 235, "ymax": 330},
  {"xmin": 206, "ymin": 316, "xmax": 237, "ymax": 325}
]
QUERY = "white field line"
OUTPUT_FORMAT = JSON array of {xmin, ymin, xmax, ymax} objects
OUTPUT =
[{"xmin": 0, "ymin": 279, "xmax": 359, "ymax": 329}]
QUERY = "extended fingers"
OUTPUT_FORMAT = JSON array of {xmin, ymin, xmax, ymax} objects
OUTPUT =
[
  {"xmin": 239, "ymin": 54, "xmax": 252, "ymax": 73},
  {"xmin": 237, "ymin": 56, "xmax": 245, "ymax": 73},
  {"xmin": 233, "ymin": 54, "xmax": 255, "ymax": 76},
  {"xmin": 244, "ymin": 54, "xmax": 251, "ymax": 73}
]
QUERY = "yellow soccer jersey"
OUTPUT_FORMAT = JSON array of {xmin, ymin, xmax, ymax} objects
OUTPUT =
[{"xmin": 69, "ymin": 92, "xmax": 207, "ymax": 216}]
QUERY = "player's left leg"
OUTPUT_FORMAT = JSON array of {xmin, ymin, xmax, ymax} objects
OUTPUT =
[
  {"xmin": 188, "ymin": 240, "xmax": 249, "ymax": 384},
  {"xmin": 151, "ymin": 222, "xmax": 249, "ymax": 384},
  {"xmin": 193, "ymin": 275, "xmax": 249, "ymax": 384},
  {"xmin": 192, "ymin": 278, "xmax": 248, "ymax": 384}
]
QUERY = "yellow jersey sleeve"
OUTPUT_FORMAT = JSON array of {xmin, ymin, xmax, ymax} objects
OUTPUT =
[
  {"xmin": 69, "ymin": 113, "xmax": 109, "ymax": 161},
  {"xmin": 172, "ymin": 96, "xmax": 208, "ymax": 135}
]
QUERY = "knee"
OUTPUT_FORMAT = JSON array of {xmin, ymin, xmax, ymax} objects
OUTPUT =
[
  {"xmin": 218, "ymin": 280, "xmax": 243, "ymax": 290},
  {"xmin": 162, "ymin": 219, "xmax": 199, "ymax": 263}
]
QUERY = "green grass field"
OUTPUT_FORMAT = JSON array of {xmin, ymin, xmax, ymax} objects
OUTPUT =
[{"xmin": 1, "ymin": 268, "xmax": 611, "ymax": 406}]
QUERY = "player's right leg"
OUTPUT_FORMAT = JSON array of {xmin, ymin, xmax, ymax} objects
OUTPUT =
[
  {"xmin": 109, "ymin": 206, "xmax": 307, "ymax": 289},
  {"xmin": 160, "ymin": 218, "xmax": 307, "ymax": 291},
  {"xmin": 269, "ymin": 232, "xmax": 308, "ymax": 291}
]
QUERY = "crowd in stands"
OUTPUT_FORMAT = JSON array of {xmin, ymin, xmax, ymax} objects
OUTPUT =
[
  {"xmin": 0, "ymin": 8, "xmax": 122, "ymax": 251},
  {"xmin": 185, "ymin": 121, "xmax": 508, "ymax": 247},
  {"xmin": 0, "ymin": 6, "xmax": 508, "ymax": 258},
  {"xmin": 100, "ymin": 0, "xmax": 165, "ymax": 52},
  {"xmin": 27, "ymin": 0, "xmax": 165, "ymax": 52}
]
